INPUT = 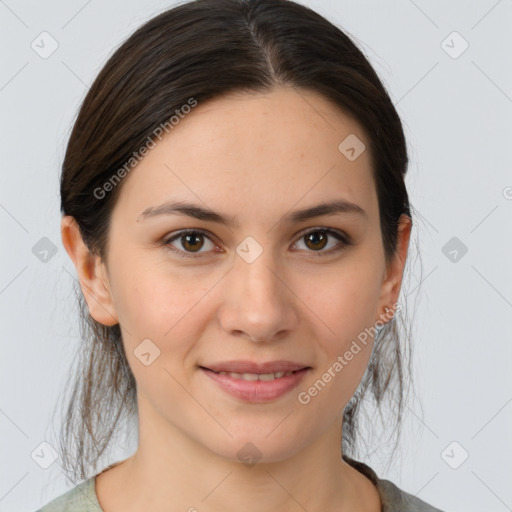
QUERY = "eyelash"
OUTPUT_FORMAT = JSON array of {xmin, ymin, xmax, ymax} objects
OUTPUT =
[{"xmin": 162, "ymin": 227, "xmax": 352, "ymax": 259}]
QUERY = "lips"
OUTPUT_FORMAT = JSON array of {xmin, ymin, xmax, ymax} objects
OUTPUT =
[
  {"xmin": 198, "ymin": 360, "xmax": 312, "ymax": 402},
  {"xmin": 200, "ymin": 360, "xmax": 310, "ymax": 374},
  {"xmin": 200, "ymin": 365, "xmax": 311, "ymax": 403}
]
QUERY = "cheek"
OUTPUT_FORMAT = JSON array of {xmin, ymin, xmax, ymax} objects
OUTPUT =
[
  {"xmin": 110, "ymin": 264, "xmax": 215, "ymax": 401},
  {"xmin": 108, "ymin": 257, "xmax": 218, "ymax": 346},
  {"xmin": 299, "ymin": 257, "xmax": 382, "ymax": 398},
  {"xmin": 302, "ymin": 288, "xmax": 376, "ymax": 414},
  {"xmin": 305, "ymin": 259, "xmax": 382, "ymax": 344}
]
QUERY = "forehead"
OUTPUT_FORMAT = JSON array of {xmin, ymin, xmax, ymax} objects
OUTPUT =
[{"xmin": 111, "ymin": 86, "xmax": 377, "ymax": 224}]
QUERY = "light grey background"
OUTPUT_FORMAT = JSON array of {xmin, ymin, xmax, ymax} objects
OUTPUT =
[{"xmin": 1, "ymin": 1, "xmax": 511, "ymax": 511}]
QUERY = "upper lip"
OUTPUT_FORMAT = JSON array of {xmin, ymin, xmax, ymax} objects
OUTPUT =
[{"xmin": 200, "ymin": 360, "xmax": 311, "ymax": 374}]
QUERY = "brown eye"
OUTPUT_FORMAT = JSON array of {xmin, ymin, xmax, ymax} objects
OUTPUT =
[
  {"xmin": 293, "ymin": 228, "xmax": 351, "ymax": 256},
  {"xmin": 181, "ymin": 233, "xmax": 205, "ymax": 252},
  {"xmin": 163, "ymin": 230, "xmax": 217, "ymax": 258},
  {"xmin": 304, "ymin": 231, "xmax": 328, "ymax": 251}
]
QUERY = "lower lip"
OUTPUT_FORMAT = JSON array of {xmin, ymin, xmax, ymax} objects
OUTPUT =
[{"xmin": 200, "ymin": 367, "xmax": 310, "ymax": 403}]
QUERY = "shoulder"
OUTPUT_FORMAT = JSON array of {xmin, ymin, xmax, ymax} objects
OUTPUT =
[
  {"xmin": 34, "ymin": 477, "xmax": 102, "ymax": 512},
  {"xmin": 376, "ymin": 478, "xmax": 445, "ymax": 512},
  {"xmin": 342, "ymin": 455, "xmax": 445, "ymax": 512}
]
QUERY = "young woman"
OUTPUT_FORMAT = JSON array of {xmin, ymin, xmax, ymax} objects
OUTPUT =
[{"xmin": 36, "ymin": 0, "xmax": 444, "ymax": 510}]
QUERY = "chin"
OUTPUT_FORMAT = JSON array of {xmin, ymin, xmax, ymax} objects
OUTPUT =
[{"xmin": 203, "ymin": 432, "xmax": 306, "ymax": 466}]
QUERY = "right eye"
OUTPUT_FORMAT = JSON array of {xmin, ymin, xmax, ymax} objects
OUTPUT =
[{"xmin": 162, "ymin": 229, "xmax": 220, "ymax": 258}]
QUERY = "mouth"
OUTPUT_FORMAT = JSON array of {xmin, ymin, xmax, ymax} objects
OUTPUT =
[
  {"xmin": 198, "ymin": 361, "xmax": 312, "ymax": 403},
  {"xmin": 199, "ymin": 359, "xmax": 311, "ymax": 374},
  {"xmin": 199, "ymin": 366, "xmax": 307, "ymax": 381}
]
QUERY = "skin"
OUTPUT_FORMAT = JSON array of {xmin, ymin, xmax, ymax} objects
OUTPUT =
[{"xmin": 62, "ymin": 85, "xmax": 411, "ymax": 512}]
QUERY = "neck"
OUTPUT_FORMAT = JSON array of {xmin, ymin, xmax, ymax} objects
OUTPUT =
[{"xmin": 96, "ymin": 394, "xmax": 381, "ymax": 512}]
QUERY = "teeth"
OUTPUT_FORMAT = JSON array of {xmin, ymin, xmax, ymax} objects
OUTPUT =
[
  {"xmin": 216, "ymin": 370, "xmax": 294, "ymax": 380},
  {"xmin": 231, "ymin": 371, "xmax": 258, "ymax": 381}
]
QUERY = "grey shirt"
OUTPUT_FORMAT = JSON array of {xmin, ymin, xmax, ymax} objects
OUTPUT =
[{"xmin": 35, "ymin": 456, "xmax": 444, "ymax": 512}]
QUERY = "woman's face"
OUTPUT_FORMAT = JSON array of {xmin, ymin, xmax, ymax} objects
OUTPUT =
[{"xmin": 68, "ymin": 86, "xmax": 410, "ymax": 463}]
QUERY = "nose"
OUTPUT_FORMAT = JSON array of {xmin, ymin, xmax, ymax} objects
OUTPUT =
[{"xmin": 217, "ymin": 246, "xmax": 299, "ymax": 343}]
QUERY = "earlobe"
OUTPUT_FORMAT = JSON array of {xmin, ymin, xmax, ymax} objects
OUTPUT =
[{"xmin": 61, "ymin": 215, "xmax": 119, "ymax": 326}]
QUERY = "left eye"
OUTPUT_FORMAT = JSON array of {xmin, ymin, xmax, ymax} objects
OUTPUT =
[
  {"xmin": 292, "ymin": 229, "xmax": 350, "ymax": 254},
  {"xmin": 163, "ymin": 228, "xmax": 351, "ymax": 258}
]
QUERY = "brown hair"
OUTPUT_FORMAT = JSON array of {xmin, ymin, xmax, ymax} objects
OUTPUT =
[{"xmin": 56, "ymin": 0, "xmax": 417, "ymax": 482}]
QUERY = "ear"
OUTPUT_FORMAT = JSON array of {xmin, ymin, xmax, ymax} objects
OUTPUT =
[
  {"xmin": 375, "ymin": 214, "xmax": 412, "ymax": 324},
  {"xmin": 61, "ymin": 215, "xmax": 119, "ymax": 326}
]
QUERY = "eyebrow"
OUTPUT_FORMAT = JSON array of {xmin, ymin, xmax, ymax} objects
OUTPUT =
[{"xmin": 137, "ymin": 199, "xmax": 367, "ymax": 227}]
